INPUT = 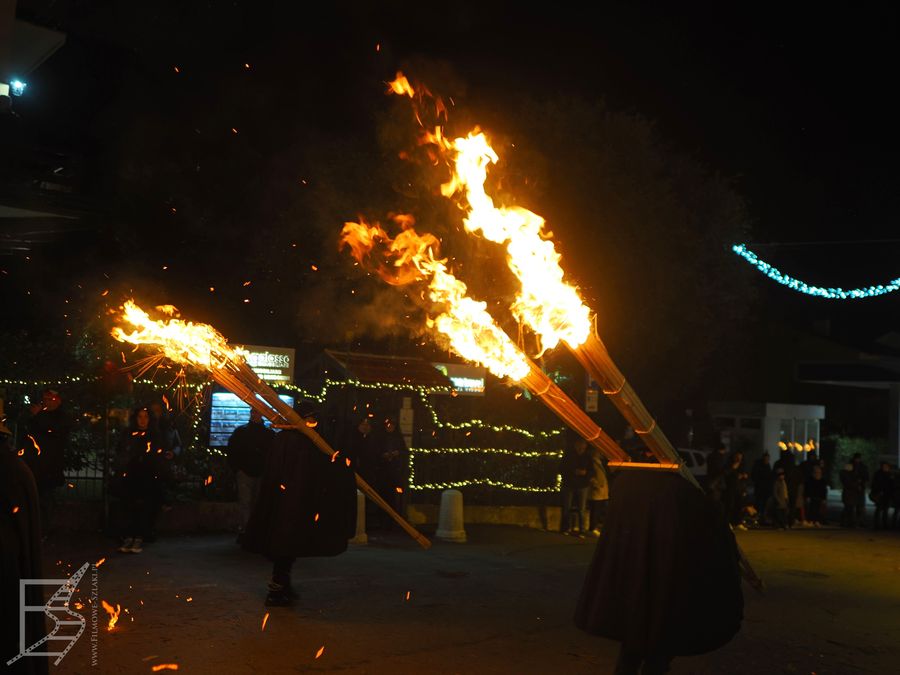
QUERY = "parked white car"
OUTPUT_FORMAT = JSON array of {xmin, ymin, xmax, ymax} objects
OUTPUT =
[{"xmin": 677, "ymin": 448, "xmax": 709, "ymax": 480}]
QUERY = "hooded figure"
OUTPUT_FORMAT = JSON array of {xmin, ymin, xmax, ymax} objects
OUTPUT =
[
  {"xmin": 1, "ymin": 451, "xmax": 48, "ymax": 675},
  {"xmin": 575, "ymin": 470, "xmax": 743, "ymax": 674},
  {"xmin": 241, "ymin": 429, "xmax": 357, "ymax": 605}
]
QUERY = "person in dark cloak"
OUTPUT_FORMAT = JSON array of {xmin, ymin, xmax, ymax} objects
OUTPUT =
[
  {"xmin": 575, "ymin": 470, "xmax": 743, "ymax": 675},
  {"xmin": 241, "ymin": 425, "xmax": 357, "ymax": 607},
  {"xmin": 1, "ymin": 429, "xmax": 49, "ymax": 675}
]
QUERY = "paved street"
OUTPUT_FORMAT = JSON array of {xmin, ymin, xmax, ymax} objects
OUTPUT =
[{"xmin": 44, "ymin": 525, "xmax": 900, "ymax": 674}]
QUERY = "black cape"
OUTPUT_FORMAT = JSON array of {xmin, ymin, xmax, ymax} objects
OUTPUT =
[
  {"xmin": 574, "ymin": 470, "xmax": 743, "ymax": 657},
  {"xmin": 0, "ymin": 453, "xmax": 48, "ymax": 675},
  {"xmin": 241, "ymin": 430, "xmax": 356, "ymax": 559}
]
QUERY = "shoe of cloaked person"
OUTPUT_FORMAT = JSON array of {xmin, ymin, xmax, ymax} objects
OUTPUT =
[{"xmin": 265, "ymin": 581, "xmax": 297, "ymax": 607}]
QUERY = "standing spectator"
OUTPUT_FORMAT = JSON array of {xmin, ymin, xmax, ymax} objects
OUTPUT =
[
  {"xmin": 750, "ymin": 452, "xmax": 773, "ymax": 524},
  {"xmin": 804, "ymin": 465, "xmax": 828, "ymax": 526},
  {"xmin": 723, "ymin": 451, "xmax": 748, "ymax": 529},
  {"xmin": 373, "ymin": 416, "xmax": 408, "ymax": 526},
  {"xmin": 839, "ymin": 462, "xmax": 861, "ymax": 528},
  {"xmin": 870, "ymin": 462, "xmax": 893, "ymax": 530},
  {"xmin": 850, "ymin": 453, "xmax": 869, "ymax": 527},
  {"xmin": 559, "ymin": 438, "xmax": 593, "ymax": 535},
  {"xmin": 20, "ymin": 389, "xmax": 70, "ymax": 536},
  {"xmin": 772, "ymin": 468, "xmax": 789, "ymax": 529},
  {"xmin": 775, "ymin": 453, "xmax": 802, "ymax": 526},
  {"xmin": 706, "ymin": 443, "xmax": 727, "ymax": 493},
  {"xmin": 348, "ymin": 416, "xmax": 377, "ymax": 478},
  {"xmin": 114, "ymin": 407, "xmax": 171, "ymax": 554},
  {"xmin": 150, "ymin": 400, "xmax": 183, "ymax": 457},
  {"xmin": 227, "ymin": 408, "xmax": 275, "ymax": 534},
  {"xmin": 891, "ymin": 470, "xmax": 900, "ymax": 530},
  {"xmin": 587, "ymin": 445, "xmax": 609, "ymax": 536},
  {"xmin": 618, "ymin": 426, "xmax": 642, "ymax": 456}
]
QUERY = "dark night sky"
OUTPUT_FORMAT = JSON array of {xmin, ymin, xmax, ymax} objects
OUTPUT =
[{"xmin": 8, "ymin": 1, "xmax": 900, "ymax": 345}]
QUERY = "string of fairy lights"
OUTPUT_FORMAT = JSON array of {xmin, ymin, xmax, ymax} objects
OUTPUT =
[
  {"xmin": 278, "ymin": 379, "xmax": 565, "ymax": 440},
  {"xmin": 2, "ymin": 375, "xmax": 566, "ymax": 491},
  {"xmin": 732, "ymin": 244, "xmax": 900, "ymax": 299},
  {"xmin": 407, "ymin": 447, "xmax": 563, "ymax": 493}
]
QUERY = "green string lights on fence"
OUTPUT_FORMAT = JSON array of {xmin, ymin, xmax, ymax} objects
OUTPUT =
[
  {"xmin": 732, "ymin": 244, "xmax": 900, "ymax": 299},
  {"xmin": 3, "ymin": 375, "xmax": 566, "ymax": 491},
  {"xmin": 407, "ymin": 446, "xmax": 563, "ymax": 493}
]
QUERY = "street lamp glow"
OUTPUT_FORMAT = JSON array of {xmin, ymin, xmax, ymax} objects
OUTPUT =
[{"xmin": 10, "ymin": 80, "xmax": 26, "ymax": 96}]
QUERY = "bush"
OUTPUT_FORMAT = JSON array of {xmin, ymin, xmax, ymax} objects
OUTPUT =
[{"xmin": 827, "ymin": 436, "xmax": 886, "ymax": 486}]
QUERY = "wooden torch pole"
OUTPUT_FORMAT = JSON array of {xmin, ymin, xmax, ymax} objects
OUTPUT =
[{"xmin": 568, "ymin": 329, "xmax": 764, "ymax": 592}]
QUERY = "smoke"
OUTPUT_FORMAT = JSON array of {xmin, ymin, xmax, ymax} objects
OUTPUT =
[{"xmin": 292, "ymin": 276, "xmax": 426, "ymax": 344}]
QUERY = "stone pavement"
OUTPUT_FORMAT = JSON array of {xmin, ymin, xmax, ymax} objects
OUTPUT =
[{"xmin": 40, "ymin": 524, "xmax": 900, "ymax": 674}]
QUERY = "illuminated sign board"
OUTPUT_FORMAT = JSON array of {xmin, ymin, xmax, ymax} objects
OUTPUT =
[
  {"xmin": 237, "ymin": 344, "xmax": 295, "ymax": 385},
  {"xmin": 209, "ymin": 392, "xmax": 295, "ymax": 446},
  {"xmin": 432, "ymin": 363, "xmax": 486, "ymax": 396}
]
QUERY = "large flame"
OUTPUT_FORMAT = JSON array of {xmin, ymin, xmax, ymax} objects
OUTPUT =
[
  {"xmin": 389, "ymin": 72, "xmax": 592, "ymax": 351},
  {"xmin": 341, "ymin": 219, "xmax": 530, "ymax": 381},
  {"xmin": 436, "ymin": 130, "xmax": 591, "ymax": 350},
  {"xmin": 111, "ymin": 300, "xmax": 245, "ymax": 369}
]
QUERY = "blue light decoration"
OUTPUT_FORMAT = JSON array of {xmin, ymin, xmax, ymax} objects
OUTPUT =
[
  {"xmin": 732, "ymin": 244, "xmax": 900, "ymax": 300},
  {"xmin": 10, "ymin": 80, "xmax": 26, "ymax": 96}
]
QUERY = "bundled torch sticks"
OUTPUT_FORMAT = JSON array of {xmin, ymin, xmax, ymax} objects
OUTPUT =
[
  {"xmin": 519, "ymin": 361, "xmax": 629, "ymax": 463},
  {"xmin": 569, "ymin": 327, "xmax": 765, "ymax": 592}
]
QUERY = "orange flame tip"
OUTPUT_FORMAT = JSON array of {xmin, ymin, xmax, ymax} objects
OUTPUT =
[
  {"xmin": 111, "ymin": 300, "xmax": 244, "ymax": 370},
  {"xmin": 387, "ymin": 72, "xmax": 414, "ymax": 97}
]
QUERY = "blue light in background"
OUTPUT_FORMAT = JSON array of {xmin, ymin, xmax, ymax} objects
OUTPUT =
[{"xmin": 732, "ymin": 243, "xmax": 900, "ymax": 300}]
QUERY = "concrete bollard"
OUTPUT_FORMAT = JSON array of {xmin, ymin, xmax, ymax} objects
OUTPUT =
[
  {"xmin": 435, "ymin": 489, "xmax": 467, "ymax": 542},
  {"xmin": 350, "ymin": 490, "xmax": 368, "ymax": 545}
]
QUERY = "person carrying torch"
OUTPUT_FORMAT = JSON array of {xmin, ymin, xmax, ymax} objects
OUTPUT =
[{"xmin": 240, "ymin": 403, "xmax": 357, "ymax": 607}]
